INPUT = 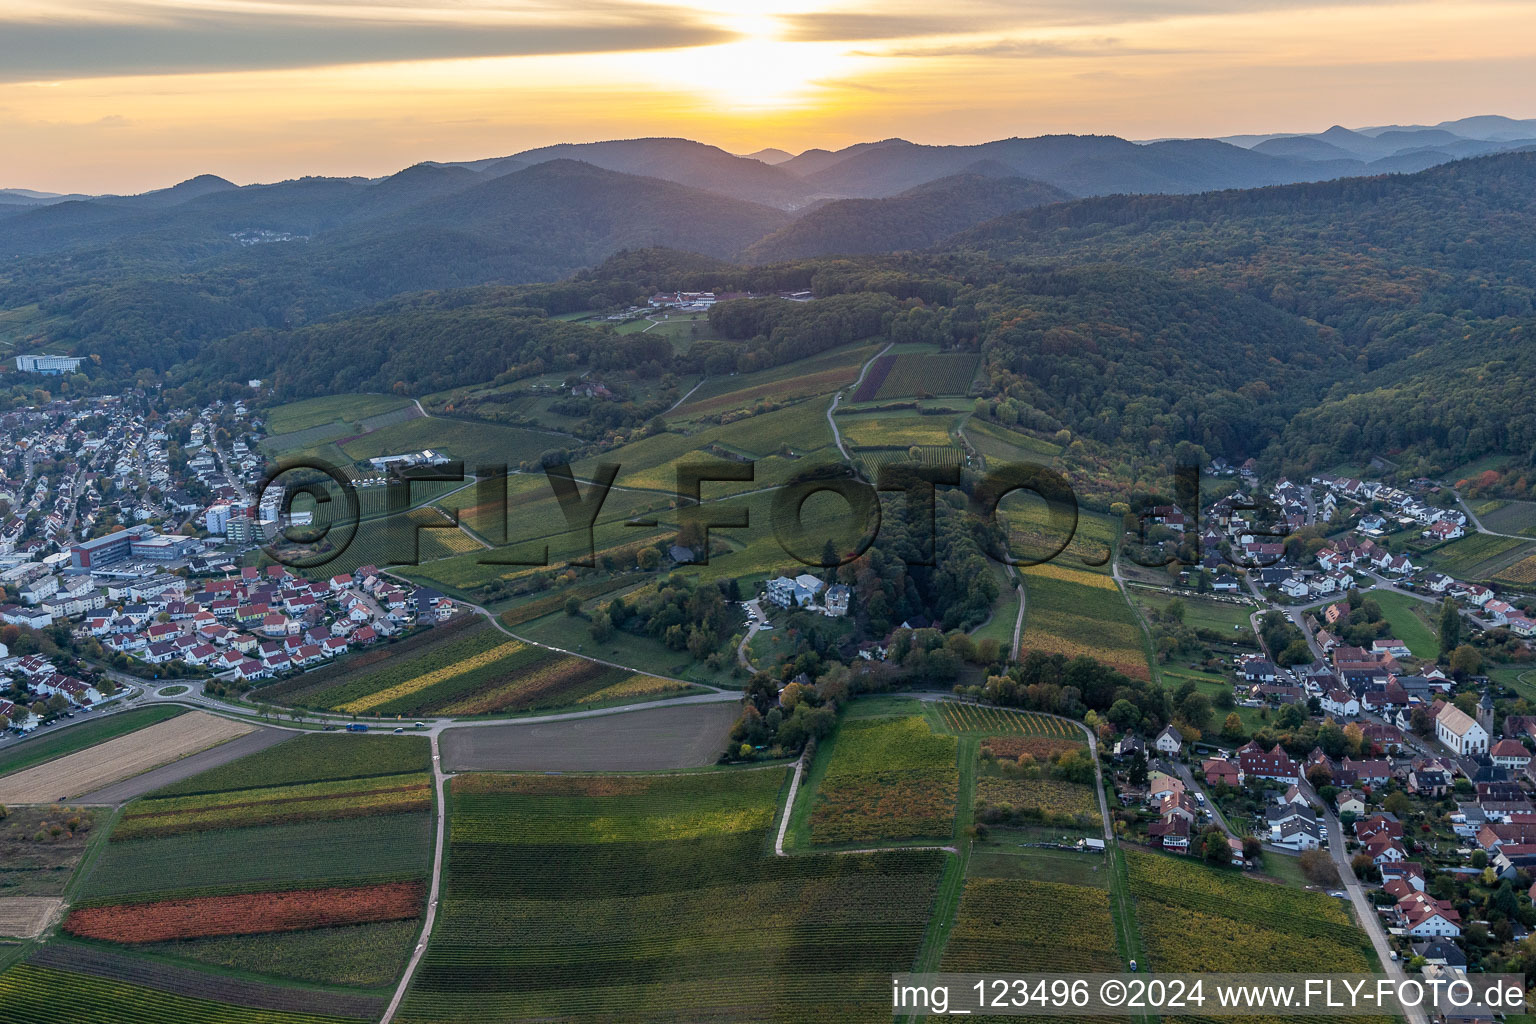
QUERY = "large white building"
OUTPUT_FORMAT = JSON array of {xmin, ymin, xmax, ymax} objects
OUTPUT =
[
  {"xmin": 14, "ymin": 354, "xmax": 83, "ymax": 375},
  {"xmin": 1435, "ymin": 703, "xmax": 1489, "ymax": 756}
]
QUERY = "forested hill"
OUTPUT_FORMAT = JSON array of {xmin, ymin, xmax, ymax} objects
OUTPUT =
[
  {"xmin": 743, "ymin": 174, "xmax": 1070, "ymax": 263},
  {"xmin": 946, "ymin": 151, "xmax": 1536, "ymax": 480},
  {"xmin": 951, "ymin": 151, "xmax": 1536, "ymax": 339}
]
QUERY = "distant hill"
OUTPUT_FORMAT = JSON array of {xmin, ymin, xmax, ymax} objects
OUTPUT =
[
  {"xmin": 744, "ymin": 148, "xmax": 793, "ymax": 165},
  {"xmin": 495, "ymin": 138, "xmax": 820, "ymax": 209},
  {"xmin": 744, "ymin": 174, "xmax": 1070, "ymax": 263},
  {"xmin": 792, "ymin": 134, "xmax": 1358, "ymax": 198}
]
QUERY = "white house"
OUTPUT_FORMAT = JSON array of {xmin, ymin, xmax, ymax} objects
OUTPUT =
[
  {"xmin": 1436, "ymin": 703, "xmax": 1489, "ymax": 756},
  {"xmin": 1154, "ymin": 724, "xmax": 1183, "ymax": 756},
  {"xmin": 1321, "ymin": 689, "xmax": 1361, "ymax": 718}
]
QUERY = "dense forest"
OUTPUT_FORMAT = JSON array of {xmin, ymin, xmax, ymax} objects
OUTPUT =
[{"xmin": 10, "ymin": 150, "xmax": 1536, "ymax": 491}]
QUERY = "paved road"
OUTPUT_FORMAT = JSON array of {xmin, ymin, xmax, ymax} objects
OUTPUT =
[
  {"xmin": 1302, "ymin": 776, "xmax": 1428, "ymax": 1024},
  {"xmin": 738, "ymin": 598, "xmax": 765, "ymax": 671},
  {"xmin": 380, "ymin": 733, "xmax": 451, "ymax": 1024},
  {"xmin": 1454, "ymin": 488, "xmax": 1525, "ymax": 539},
  {"xmin": 828, "ymin": 342, "xmax": 893, "ymax": 465}
]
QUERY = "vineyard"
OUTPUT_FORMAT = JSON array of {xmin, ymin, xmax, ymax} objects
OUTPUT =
[
  {"xmin": 974, "ymin": 776, "xmax": 1098, "ymax": 827},
  {"xmin": 1019, "ymin": 564, "xmax": 1150, "ymax": 680},
  {"xmin": 110, "ymin": 773, "xmax": 432, "ymax": 840},
  {"xmin": 942, "ymin": 877, "xmax": 1121, "ymax": 972},
  {"xmin": 1494, "ymin": 553, "xmax": 1536, "ymax": 585},
  {"xmin": 808, "ymin": 715, "xmax": 959, "ymax": 844},
  {"xmin": 1125, "ymin": 849, "xmax": 1375, "ymax": 974},
  {"xmin": 148, "ymin": 734, "xmax": 431, "ymax": 797},
  {"xmin": 260, "ymin": 618, "xmax": 645, "ymax": 715},
  {"xmin": 394, "ymin": 768, "xmax": 945, "ymax": 1022},
  {"xmin": 852, "ymin": 352, "xmax": 979, "ymax": 401},
  {"xmin": 855, "ymin": 446, "xmax": 966, "ymax": 477},
  {"xmin": 836, "ymin": 413, "xmax": 955, "ymax": 448},
  {"xmin": 65, "ymin": 882, "xmax": 424, "ymax": 943},
  {"xmin": 258, "ymin": 616, "xmax": 483, "ymax": 704},
  {"xmin": 937, "ymin": 704, "xmax": 1084, "ymax": 739},
  {"xmin": 0, "ymin": 962, "xmax": 374, "ymax": 1024}
]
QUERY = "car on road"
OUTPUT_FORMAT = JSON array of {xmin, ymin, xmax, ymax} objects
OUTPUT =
[
  {"xmin": 414, "ymin": 722, "xmax": 427, "ymax": 729},
  {"xmin": 393, "ymin": 727, "xmax": 405, "ymax": 734},
  {"xmin": 1328, "ymin": 890, "xmax": 1347, "ymax": 898}
]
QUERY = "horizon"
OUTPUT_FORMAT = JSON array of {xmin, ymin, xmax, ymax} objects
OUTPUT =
[
  {"xmin": 7, "ymin": 111, "xmax": 1536, "ymax": 197},
  {"xmin": 6, "ymin": 0, "xmax": 1536, "ymax": 194}
]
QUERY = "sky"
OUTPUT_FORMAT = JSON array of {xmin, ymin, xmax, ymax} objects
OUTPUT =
[{"xmin": 4, "ymin": 0, "xmax": 1536, "ymax": 194}]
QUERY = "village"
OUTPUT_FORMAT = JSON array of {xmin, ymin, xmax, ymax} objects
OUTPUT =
[{"xmin": 1107, "ymin": 465, "xmax": 1536, "ymax": 980}]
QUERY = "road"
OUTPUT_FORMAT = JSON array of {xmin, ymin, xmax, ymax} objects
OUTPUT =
[
  {"xmin": 1303, "ymin": 776, "xmax": 1428, "ymax": 1024},
  {"xmin": 380, "ymin": 732, "xmax": 451, "ymax": 1024},
  {"xmin": 1453, "ymin": 488, "xmax": 1525, "ymax": 539},
  {"xmin": 1169, "ymin": 760, "xmax": 1240, "ymax": 841},
  {"xmin": 738, "ymin": 598, "xmax": 765, "ymax": 671},
  {"xmin": 665, "ymin": 377, "xmax": 707, "ymax": 415},
  {"xmin": 1009, "ymin": 582, "xmax": 1026, "ymax": 661},
  {"xmin": 827, "ymin": 342, "xmax": 893, "ymax": 465}
]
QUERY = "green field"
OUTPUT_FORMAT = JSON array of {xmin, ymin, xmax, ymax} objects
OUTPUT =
[
  {"xmin": 0, "ymin": 707, "xmax": 183, "ymax": 778},
  {"xmin": 836, "ymin": 411, "xmax": 957, "ymax": 448},
  {"xmin": 337, "ymin": 415, "xmax": 568, "ymax": 470},
  {"xmin": 0, "ymin": 963, "xmax": 372, "ymax": 1024},
  {"xmin": 1478, "ymin": 499, "xmax": 1536, "ymax": 538},
  {"xmin": 264, "ymin": 395, "xmax": 413, "ymax": 435},
  {"xmin": 151, "ymin": 734, "xmax": 431, "ymax": 797},
  {"xmin": 393, "ymin": 769, "xmax": 945, "ymax": 1023},
  {"xmin": 1368, "ymin": 589, "xmax": 1440, "ymax": 660},
  {"xmin": 1420, "ymin": 532, "xmax": 1536, "ymax": 579},
  {"xmin": 74, "ymin": 813, "xmax": 433, "ymax": 904},
  {"xmin": 672, "ymin": 342, "xmax": 878, "ymax": 420}
]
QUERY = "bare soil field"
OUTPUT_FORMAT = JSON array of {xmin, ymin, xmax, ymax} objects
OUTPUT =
[
  {"xmin": 0, "ymin": 713, "xmax": 254, "ymax": 804},
  {"xmin": 0, "ymin": 805, "xmax": 98, "ymax": 897},
  {"xmin": 75, "ymin": 727, "xmax": 291, "ymax": 805},
  {"xmin": 0, "ymin": 898, "xmax": 61, "ymax": 938},
  {"xmin": 440, "ymin": 702, "xmax": 739, "ymax": 772}
]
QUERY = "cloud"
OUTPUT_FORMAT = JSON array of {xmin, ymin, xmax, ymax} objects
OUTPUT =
[
  {"xmin": 0, "ymin": 1, "xmax": 735, "ymax": 82},
  {"xmin": 854, "ymin": 37, "xmax": 1185, "ymax": 59},
  {"xmin": 780, "ymin": 0, "xmax": 1403, "ymax": 41}
]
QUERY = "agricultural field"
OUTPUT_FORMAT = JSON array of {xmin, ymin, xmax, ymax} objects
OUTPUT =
[
  {"xmin": 1130, "ymin": 587, "xmax": 1257, "ymax": 638},
  {"xmin": 338, "ymin": 414, "xmax": 568, "ymax": 471},
  {"xmin": 963, "ymin": 418, "xmax": 1063, "ymax": 468},
  {"xmin": 855, "ymin": 445, "xmax": 966, "ymax": 479},
  {"xmin": 0, "ymin": 706, "xmax": 182, "ymax": 778},
  {"xmin": 0, "ymin": 961, "xmax": 380, "ymax": 1024},
  {"xmin": 56, "ymin": 758, "xmax": 432, "ymax": 999},
  {"xmin": 935, "ymin": 703, "xmax": 1084, "ymax": 740},
  {"xmin": 852, "ymin": 351, "xmax": 979, "ymax": 401},
  {"xmin": 394, "ymin": 769, "xmax": 945, "ymax": 1023},
  {"xmin": 0, "ymin": 713, "xmax": 253, "ymax": 805},
  {"xmin": 941, "ymin": 876, "xmax": 1122, "ymax": 973},
  {"xmin": 148, "ymin": 733, "xmax": 431, "ymax": 797},
  {"xmin": 109, "ymin": 773, "xmax": 432, "ymax": 840},
  {"xmin": 1019, "ymin": 563, "xmax": 1150, "ymax": 680},
  {"xmin": 0, "ymin": 898, "xmax": 59, "ymax": 939},
  {"xmin": 1001, "ymin": 500, "xmax": 1117, "ymax": 574},
  {"xmin": 1477, "ymin": 499, "xmax": 1536, "ymax": 538},
  {"xmin": 836, "ymin": 411, "xmax": 956, "ymax": 448},
  {"xmin": 1421, "ymin": 532, "xmax": 1536, "ymax": 580},
  {"xmin": 264, "ymin": 395, "xmax": 414, "ymax": 436},
  {"xmin": 807, "ymin": 715, "xmax": 959, "ymax": 845},
  {"xmin": 0, "ymin": 805, "xmax": 98, "ymax": 898},
  {"xmin": 1367, "ymin": 590, "xmax": 1440, "ymax": 660},
  {"xmin": 438, "ymin": 702, "xmax": 739, "ymax": 772},
  {"xmin": 671, "ymin": 343, "xmax": 876, "ymax": 420},
  {"xmin": 1125, "ymin": 848, "xmax": 1376, "ymax": 974},
  {"xmin": 263, "ymin": 616, "xmax": 656, "ymax": 715}
]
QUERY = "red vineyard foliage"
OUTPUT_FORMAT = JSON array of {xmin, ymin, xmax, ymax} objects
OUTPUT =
[{"xmin": 65, "ymin": 881, "xmax": 424, "ymax": 943}]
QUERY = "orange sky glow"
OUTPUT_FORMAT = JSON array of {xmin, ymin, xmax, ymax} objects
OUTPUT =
[{"xmin": 4, "ymin": 0, "xmax": 1536, "ymax": 193}]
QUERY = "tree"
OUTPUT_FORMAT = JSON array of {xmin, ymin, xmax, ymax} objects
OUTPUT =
[
  {"xmin": 1450, "ymin": 644, "xmax": 1483, "ymax": 680},
  {"xmin": 1178, "ymin": 692, "xmax": 1213, "ymax": 733},
  {"xmin": 637, "ymin": 547, "xmax": 661, "ymax": 571},
  {"xmin": 1222, "ymin": 711, "xmax": 1244, "ymax": 739},
  {"xmin": 564, "ymin": 595, "xmax": 582, "ymax": 616},
  {"xmin": 1350, "ymin": 853, "xmax": 1379, "ymax": 882},
  {"xmin": 1127, "ymin": 752, "xmax": 1149, "ymax": 787},
  {"xmin": 1202, "ymin": 828, "xmax": 1229, "ymax": 864},
  {"xmin": 1384, "ymin": 791, "xmax": 1413, "ymax": 819},
  {"xmin": 1299, "ymin": 848, "xmax": 1339, "ymax": 885},
  {"xmin": 1438, "ymin": 598, "xmax": 1462, "ymax": 657}
]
